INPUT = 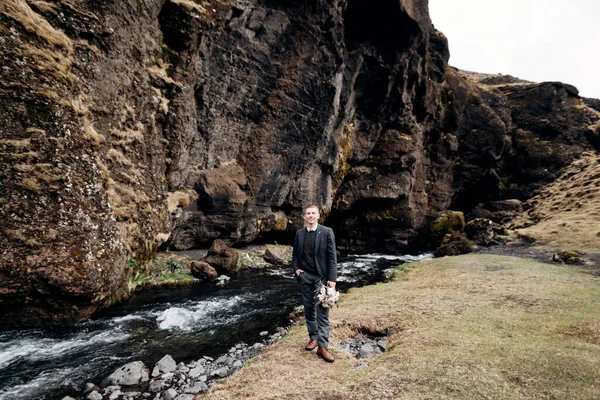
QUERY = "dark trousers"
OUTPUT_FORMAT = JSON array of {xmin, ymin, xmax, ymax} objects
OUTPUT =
[{"xmin": 297, "ymin": 270, "xmax": 330, "ymax": 349}]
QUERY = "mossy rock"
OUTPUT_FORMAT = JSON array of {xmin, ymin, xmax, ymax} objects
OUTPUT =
[
  {"xmin": 552, "ymin": 250, "xmax": 585, "ymax": 265},
  {"xmin": 465, "ymin": 218, "xmax": 494, "ymax": 245},
  {"xmin": 434, "ymin": 233, "xmax": 476, "ymax": 257},
  {"xmin": 430, "ymin": 211, "xmax": 465, "ymax": 237}
]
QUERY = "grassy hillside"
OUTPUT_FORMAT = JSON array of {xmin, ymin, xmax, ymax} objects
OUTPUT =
[
  {"xmin": 204, "ymin": 254, "xmax": 599, "ymax": 400},
  {"xmin": 508, "ymin": 151, "xmax": 600, "ymax": 252}
]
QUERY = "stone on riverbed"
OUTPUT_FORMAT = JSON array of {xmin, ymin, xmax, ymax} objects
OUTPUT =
[
  {"xmin": 164, "ymin": 388, "xmax": 178, "ymax": 400},
  {"xmin": 148, "ymin": 379, "xmax": 166, "ymax": 392},
  {"xmin": 184, "ymin": 381, "xmax": 208, "ymax": 393},
  {"xmin": 86, "ymin": 392, "xmax": 102, "ymax": 400},
  {"xmin": 188, "ymin": 365, "xmax": 205, "ymax": 378},
  {"xmin": 173, "ymin": 395, "xmax": 195, "ymax": 400},
  {"xmin": 101, "ymin": 361, "xmax": 150, "ymax": 387},
  {"xmin": 211, "ymin": 367, "xmax": 229, "ymax": 378},
  {"xmin": 202, "ymin": 240, "xmax": 240, "ymax": 274},
  {"xmin": 156, "ymin": 355, "xmax": 177, "ymax": 373},
  {"xmin": 84, "ymin": 382, "xmax": 97, "ymax": 393}
]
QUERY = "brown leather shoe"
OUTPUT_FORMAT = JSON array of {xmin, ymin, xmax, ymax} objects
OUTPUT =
[
  {"xmin": 304, "ymin": 339, "xmax": 318, "ymax": 351},
  {"xmin": 317, "ymin": 347, "xmax": 335, "ymax": 363}
]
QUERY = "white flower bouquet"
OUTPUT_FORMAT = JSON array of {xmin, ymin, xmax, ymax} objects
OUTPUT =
[{"xmin": 316, "ymin": 282, "xmax": 340, "ymax": 308}]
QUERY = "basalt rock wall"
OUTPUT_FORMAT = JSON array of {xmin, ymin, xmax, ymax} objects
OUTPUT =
[{"xmin": 1, "ymin": 0, "xmax": 599, "ymax": 328}]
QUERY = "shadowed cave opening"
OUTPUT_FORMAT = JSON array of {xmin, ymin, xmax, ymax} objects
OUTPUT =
[
  {"xmin": 158, "ymin": 2, "xmax": 193, "ymax": 52},
  {"xmin": 344, "ymin": 0, "xmax": 418, "ymax": 51}
]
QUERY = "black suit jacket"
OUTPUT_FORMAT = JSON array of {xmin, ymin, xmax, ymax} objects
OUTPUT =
[{"xmin": 291, "ymin": 224, "xmax": 337, "ymax": 282}]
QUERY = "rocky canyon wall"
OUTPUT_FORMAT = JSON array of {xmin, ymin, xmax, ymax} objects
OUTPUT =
[{"xmin": 1, "ymin": 0, "xmax": 599, "ymax": 328}]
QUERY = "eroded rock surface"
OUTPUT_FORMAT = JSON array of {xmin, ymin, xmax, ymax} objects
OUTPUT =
[{"xmin": 1, "ymin": 0, "xmax": 599, "ymax": 327}]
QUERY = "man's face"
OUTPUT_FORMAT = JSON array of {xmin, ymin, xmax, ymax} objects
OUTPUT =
[{"xmin": 303, "ymin": 207, "xmax": 319, "ymax": 228}]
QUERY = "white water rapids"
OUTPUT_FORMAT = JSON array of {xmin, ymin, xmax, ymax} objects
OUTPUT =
[{"xmin": 0, "ymin": 252, "xmax": 432, "ymax": 400}]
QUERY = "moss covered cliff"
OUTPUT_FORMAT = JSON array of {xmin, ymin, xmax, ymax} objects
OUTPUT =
[{"xmin": 1, "ymin": 0, "xmax": 598, "ymax": 328}]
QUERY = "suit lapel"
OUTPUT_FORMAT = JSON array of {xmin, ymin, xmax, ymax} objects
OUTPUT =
[
  {"xmin": 299, "ymin": 228, "xmax": 307, "ymax": 256},
  {"xmin": 315, "ymin": 226, "xmax": 321, "ymax": 253}
]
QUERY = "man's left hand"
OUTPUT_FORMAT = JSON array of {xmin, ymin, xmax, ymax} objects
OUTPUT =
[{"xmin": 327, "ymin": 280, "xmax": 336, "ymax": 289}]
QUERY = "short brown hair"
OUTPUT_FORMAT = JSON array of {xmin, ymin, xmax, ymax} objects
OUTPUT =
[{"xmin": 303, "ymin": 204, "xmax": 320, "ymax": 214}]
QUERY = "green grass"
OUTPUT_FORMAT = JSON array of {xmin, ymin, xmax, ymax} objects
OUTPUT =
[{"xmin": 206, "ymin": 254, "xmax": 600, "ymax": 400}]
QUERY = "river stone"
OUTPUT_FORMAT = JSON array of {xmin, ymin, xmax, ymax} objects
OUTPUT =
[
  {"xmin": 103, "ymin": 385, "xmax": 120, "ymax": 393},
  {"xmin": 177, "ymin": 362, "xmax": 190, "ymax": 373},
  {"xmin": 151, "ymin": 366, "xmax": 160, "ymax": 377},
  {"xmin": 359, "ymin": 343, "xmax": 374, "ymax": 358},
  {"xmin": 148, "ymin": 379, "xmax": 165, "ymax": 393},
  {"xmin": 161, "ymin": 372, "xmax": 174, "ymax": 380},
  {"xmin": 156, "ymin": 355, "xmax": 177, "ymax": 373},
  {"xmin": 185, "ymin": 381, "xmax": 208, "ymax": 394},
  {"xmin": 188, "ymin": 365, "xmax": 205, "ymax": 378},
  {"xmin": 211, "ymin": 367, "xmax": 229, "ymax": 378},
  {"xmin": 101, "ymin": 361, "xmax": 149, "ymax": 387},
  {"xmin": 215, "ymin": 355, "xmax": 228, "ymax": 364},
  {"xmin": 164, "ymin": 388, "xmax": 178, "ymax": 400},
  {"xmin": 108, "ymin": 389, "xmax": 122, "ymax": 400},
  {"xmin": 232, "ymin": 360, "xmax": 243, "ymax": 368},
  {"xmin": 174, "ymin": 395, "xmax": 195, "ymax": 400},
  {"xmin": 83, "ymin": 383, "xmax": 97, "ymax": 393},
  {"xmin": 62, "ymin": 397, "xmax": 76, "ymax": 400},
  {"xmin": 202, "ymin": 240, "xmax": 240, "ymax": 274},
  {"xmin": 87, "ymin": 392, "xmax": 102, "ymax": 400}
]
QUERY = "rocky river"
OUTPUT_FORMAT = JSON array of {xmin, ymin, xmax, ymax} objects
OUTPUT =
[{"xmin": 0, "ymin": 253, "xmax": 431, "ymax": 400}]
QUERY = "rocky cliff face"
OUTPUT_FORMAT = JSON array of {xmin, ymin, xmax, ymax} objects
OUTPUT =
[{"xmin": 1, "ymin": 0, "xmax": 599, "ymax": 328}]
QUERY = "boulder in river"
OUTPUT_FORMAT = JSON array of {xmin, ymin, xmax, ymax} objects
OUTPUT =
[
  {"xmin": 190, "ymin": 261, "xmax": 218, "ymax": 281},
  {"xmin": 263, "ymin": 245, "xmax": 292, "ymax": 267},
  {"xmin": 202, "ymin": 240, "xmax": 240, "ymax": 274},
  {"xmin": 100, "ymin": 361, "xmax": 149, "ymax": 387}
]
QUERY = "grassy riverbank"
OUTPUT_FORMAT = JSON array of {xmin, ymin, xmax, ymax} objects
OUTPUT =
[{"xmin": 204, "ymin": 253, "xmax": 600, "ymax": 400}]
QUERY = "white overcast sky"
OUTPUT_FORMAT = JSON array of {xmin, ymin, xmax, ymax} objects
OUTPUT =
[{"xmin": 429, "ymin": 0, "xmax": 600, "ymax": 99}]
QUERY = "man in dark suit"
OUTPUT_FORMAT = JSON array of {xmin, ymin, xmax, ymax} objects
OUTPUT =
[{"xmin": 291, "ymin": 204, "xmax": 337, "ymax": 363}]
